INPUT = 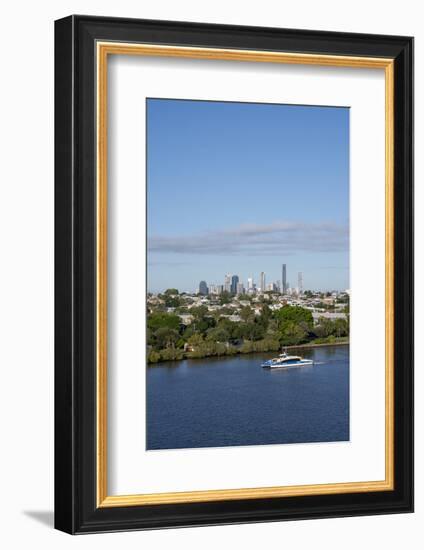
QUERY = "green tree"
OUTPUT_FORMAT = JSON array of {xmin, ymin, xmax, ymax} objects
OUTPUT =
[
  {"xmin": 197, "ymin": 318, "xmax": 215, "ymax": 335},
  {"xmin": 343, "ymin": 299, "xmax": 350, "ymax": 315},
  {"xmin": 256, "ymin": 304, "xmax": 271, "ymax": 331},
  {"xmin": 260, "ymin": 303, "xmax": 272, "ymax": 320},
  {"xmin": 206, "ymin": 327, "xmax": 230, "ymax": 343},
  {"xmin": 146, "ymin": 327, "xmax": 155, "ymax": 347},
  {"xmin": 181, "ymin": 324, "xmax": 195, "ymax": 341},
  {"xmin": 147, "ymin": 350, "xmax": 161, "ymax": 363},
  {"xmin": 154, "ymin": 327, "xmax": 179, "ymax": 349},
  {"xmin": 240, "ymin": 305, "xmax": 254, "ymax": 323},
  {"xmin": 275, "ymin": 305, "xmax": 313, "ymax": 330},
  {"xmin": 147, "ymin": 312, "xmax": 180, "ymax": 332},
  {"xmin": 159, "ymin": 348, "xmax": 184, "ymax": 361},
  {"xmin": 275, "ymin": 305, "xmax": 312, "ymax": 345},
  {"xmin": 314, "ymin": 317, "xmax": 349, "ymax": 339},
  {"xmin": 164, "ymin": 295, "xmax": 181, "ymax": 308},
  {"xmin": 189, "ymin": 306, "xmax": 215, "ymax": 335},
  {"xmin": 334, "ymin": 318, "xmax": 349, "ymax": 337},
  {"xmin": 279, "ymin": 321, "xmax": 308, "ymax": 345},
  {"xmin": 217, "ymin": 318, "xmax": 238, "ymax": 342},
  {"xmin": 219, "ymin": 291, "xmax": 231, "ymax": 305},
  {"xmin": 191, "ymin": 305, "xmax": 208, "ymax": 320},
  {"xmin": 187, "ymin": 333, "xmax": 204, "ymax": 348},
  {"xmin": 238, "ymin": 321, "xmax": 265, "ymax": 341}
]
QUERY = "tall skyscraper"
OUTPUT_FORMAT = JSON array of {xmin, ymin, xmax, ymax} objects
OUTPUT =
[
  {"xmin": 247, "ymin": 277, "xmax": 253, "ymax": 291},
  {"xmin": 231, "ymin": 274, "xmax": 239, "ymax": 294},
  {"xmin": 224, "ymin": 273, "xmax": 232, "ymax": 293},
  {"xmin": 282, "ymin": 264, "xmax": 287, "ymax": 294},
  {"xmin": 260, "ymin": 271, "xmax": 266, "ymax": 293},
  {"xmin": 198, "ymin": 281, "xmax": 208, "ymax": 295},
  {"xmin": 236, "ymin": 282, "xmax": 244, "ymax": 295},
  {"xmin": 298, "ymin": 272, "xmax": 303, "ymax": 295}
]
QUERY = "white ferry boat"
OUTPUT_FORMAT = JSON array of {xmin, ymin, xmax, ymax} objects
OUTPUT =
[{"xmin": 261, "ymin": 350, "xmax": 313, "ymax": 369}]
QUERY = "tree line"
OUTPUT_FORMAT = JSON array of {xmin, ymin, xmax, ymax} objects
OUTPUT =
[{"xmin": 147, "ymin": 304, "xmax": 349, "ymax": 363}]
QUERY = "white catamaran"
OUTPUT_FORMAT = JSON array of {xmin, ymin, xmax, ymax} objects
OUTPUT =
[{"xmin": 261, "ymin": 350, "xmax": 313, "ymax": 369}]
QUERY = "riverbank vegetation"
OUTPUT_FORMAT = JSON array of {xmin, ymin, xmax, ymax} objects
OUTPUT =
[{"xmin": 147, "ymin": 297, "xmax": 349, "ymax": 363}]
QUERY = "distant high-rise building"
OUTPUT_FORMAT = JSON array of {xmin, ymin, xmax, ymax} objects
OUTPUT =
[
  {"xmin": 282, "ymin": 264, "xmax": 287, "ymax": 294},
  {"xmin": 260, "ymin": 272, "xmax": 266, "ymax": 293},
  {"xmin": 298, "ymin": 272, "xmax": 303, "ymax": 295},
  {"xmin": 209, "ymin": 284, "xmax": 218, "ymax": 295},
  {"xmin": 247, "ymin": 277, "xmax": 254, "ymax": 291},
  {"xmin": 216, "ymin": 285, "xmax": 224, "ymax": 295},
  {"xmin": 198, "ymin": 281, "xmax": 208, "ymax": 295},
  {"xmin": 236, "ymin": 282, "xmax": 244, "ymax": 295},
  {"xmin": 224, "ymin": 273, "xmax": 232, "ymax": 293},
  {"xmin": 231, "ymin": 274, "xmax": 239, "ymax": 294}
]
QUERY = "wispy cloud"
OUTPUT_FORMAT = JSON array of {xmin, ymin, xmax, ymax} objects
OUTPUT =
[{"xmin": 148, "ymin": 221, "xmax": 348, "ymax": 257}]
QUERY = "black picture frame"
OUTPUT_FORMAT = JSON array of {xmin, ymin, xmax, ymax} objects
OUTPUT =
[{"xmin": 55, "ymin": 14, "xmax": 413, "ymax": 534}]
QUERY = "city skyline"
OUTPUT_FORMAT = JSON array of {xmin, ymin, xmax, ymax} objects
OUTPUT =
[
  {"xmin": 147, "ymin": 98, "xmax": 349, "ymax": 293},
  {"xmin": 148, "ymin": 264, "xmax": 348, "ymax": 296},
  {"xmin": 197, "ymin": 268, "xmax": 291, "ymax": 296}
]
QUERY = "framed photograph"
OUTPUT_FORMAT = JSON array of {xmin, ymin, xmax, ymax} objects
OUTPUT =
[{"xmin": 55, "ymin": 15, "xmax": 413, "ymax": 533}]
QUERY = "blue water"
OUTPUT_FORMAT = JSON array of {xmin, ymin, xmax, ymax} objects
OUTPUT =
[{"xmin": 146, "ymin": 345, "xmax": 349, "ymax": 450}]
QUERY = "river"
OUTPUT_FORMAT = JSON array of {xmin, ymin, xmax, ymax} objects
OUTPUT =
[{"xmin": 147, "ymin": 345, "xmax": 349, "ymax": 450}]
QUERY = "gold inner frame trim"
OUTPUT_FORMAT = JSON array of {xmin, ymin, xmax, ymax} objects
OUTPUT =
[{"xmin": 96, "ymin": 41, "xmax": 395, "ymax": 508}]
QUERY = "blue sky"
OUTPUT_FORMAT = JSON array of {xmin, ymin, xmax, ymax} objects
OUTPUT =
[{"xmin": 147, "ymin": 98, "xmax": 349, "ymax": 293}]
